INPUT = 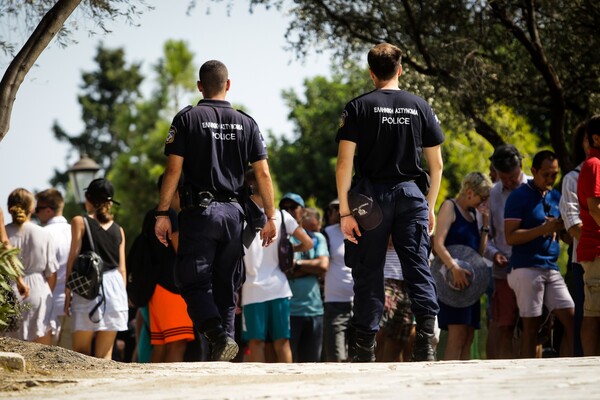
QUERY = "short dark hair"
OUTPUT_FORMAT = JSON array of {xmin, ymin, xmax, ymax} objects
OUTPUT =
[
  {"xmin": 35, "ymin": 188, "xmax": 64, "ymax": 210},
  {"xmin": 489, "ymin": 144, "xmax": 523, "ymax": 173},
  {"xmin": 367, "ymin": 43, "xmax": 402, "ymax": 81},
  {"xmin": 531, "ymin": 150, "xmax": 557, "ymax": 170},
  {"xmin": 199, "ymin": 60, "xmax": 228, "ymax": 97},
  {"xmin": 587, "ymin": 114, "xmax": 600, "ymax": 149}
]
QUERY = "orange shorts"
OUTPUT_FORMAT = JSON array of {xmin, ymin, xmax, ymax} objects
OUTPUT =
[{"xmin": 149, "ymin": 284, "xmax": 195, "ymax": 345}]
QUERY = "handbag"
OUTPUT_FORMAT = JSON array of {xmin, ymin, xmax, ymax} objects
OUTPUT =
[
  {"xmin": 277, "ymin": 210, "xmax": 294, "ymax": 273},
  {"xmin": 67, "ymin": 217, "xmax": 104, "ymax": 301}
]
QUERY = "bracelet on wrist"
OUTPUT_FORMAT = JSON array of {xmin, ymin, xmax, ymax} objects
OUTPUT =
[
  {"xmin": 155, "ymin": 210, "xmax": 170, "ymax": 217},
  {"xmin": 340, "ymin": 213, "xmax": 353, "ymax": 219},
  {"xmin": 481, "ymin": 226, "xmax": 490, "ymax": 233}
]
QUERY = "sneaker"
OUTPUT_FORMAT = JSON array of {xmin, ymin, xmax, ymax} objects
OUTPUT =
[{"xmin": 211, "ymin": 336, "xmax": 239, "ymax": 362}]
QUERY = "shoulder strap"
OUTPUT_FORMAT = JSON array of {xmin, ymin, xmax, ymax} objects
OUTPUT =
[
  {"xmin": 83, "ymin": 216, "xmax": 96, "ymax": 253},
  {"xmin": 280, "ymin": 210, "xmax": 287, "ymax": 236}
]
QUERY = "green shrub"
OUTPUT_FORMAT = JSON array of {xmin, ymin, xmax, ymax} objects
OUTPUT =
[{"xmin": 0, "ymin": 243, "xmax": 26, "ymax": 333}]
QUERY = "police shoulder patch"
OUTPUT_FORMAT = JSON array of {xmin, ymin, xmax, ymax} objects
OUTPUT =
[
  {"xmin": 165, "ymin": 125, "xmax": 177, "ymax": 144},
  {"xmin": 165, "ymin": 105, "xmax": 193, "ymax": 144},
  {"xmin": 339, "ymin": 110, "xmax": 348, "ymax": 128}
]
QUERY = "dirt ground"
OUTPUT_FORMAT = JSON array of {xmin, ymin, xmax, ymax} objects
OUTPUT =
[
  {"xmin": 3, "ymin": 337, "xmax": 600, "ymax": 400},
  {"xmin": 0, "ymin": 337, "xmax": 130, "ymax": 392}
]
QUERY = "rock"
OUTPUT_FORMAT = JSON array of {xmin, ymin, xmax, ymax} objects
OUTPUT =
[{"xmin": 0, "ymin": 351, "xmax": 25, "ymax": 371}]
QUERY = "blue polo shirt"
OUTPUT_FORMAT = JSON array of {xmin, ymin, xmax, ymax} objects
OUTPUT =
[{"xmin": 504, "ymin": 180, "xmax": 561, "ymax": 271}]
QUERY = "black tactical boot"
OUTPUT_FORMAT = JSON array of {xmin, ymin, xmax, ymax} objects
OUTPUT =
[
  {"xmin": 350, "ymin": 328, "xmax": 376, "ymax": 362},
  {"xmin": 412, "ymin": 315, "xmax": 436, "ymax": 362},
  {"xmin": 203, "ymin": 322, "xmax": 239, "ymax": 362}
]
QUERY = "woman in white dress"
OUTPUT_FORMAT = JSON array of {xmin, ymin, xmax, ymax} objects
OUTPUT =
[
  {"xmin": 64, "ymin": 178, "xmax": 128, "ymax": 359},
  {"xmin": 5, "ymin": 189, "xmax": 58, "ymax": 344}
]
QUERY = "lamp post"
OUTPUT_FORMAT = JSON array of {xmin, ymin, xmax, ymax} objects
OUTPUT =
[{"xmin": 68, "ymin": 154, "xmax": 100, "ymax": 206}]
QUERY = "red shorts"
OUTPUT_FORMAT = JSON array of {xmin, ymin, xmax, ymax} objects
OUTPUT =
[
  {"xmin": 149, "ymin": 284, "xmax": 195, "ymax": 345},
  {"xmin": 491, "ymin": 278, "xmax": 519, "ymax": 327}
]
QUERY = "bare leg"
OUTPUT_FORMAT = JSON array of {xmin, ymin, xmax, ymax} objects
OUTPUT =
[
  {"xmin": 520, "ymin": 317, "xmax": 542, "ymax": 358},
  {"xmin": 247, "ymin": 340, "xmax": 266, "ymax": 362},
  {"xmin": 460, "ymin": 328, "xmax": 475, "ymax": 360},
  {"xmin": 34, "ymin": 331, "xmax": 53, "ymax": 346},
  {"xmin": 444, "ymin": 325, "xmax": 469, "ymax": 360},
  {"xmin": 553, "ymin": 308, "xmax": 574, "ymax": 357},
  {"xmin": 382, "ymin": 337, "xmax": 402, "ymax": 362},
  {"xmin": 581, "ymin": 317, "xmax": 600, "ymax": 356},
  {"xmin": 163, "ymin": 340, "xmax": 188, "ymax": 362},
  {"xmin": 490, "ymin": 322, "xmax": 516, "ymax": 359},
  {"xmin": 399, "ymin": 325, "xmax": 416, "ymax": 362},
  {"xmin": 273, "ymin": 338, "xmax": 292, "ymax": 363},
  {"xmin": 151, "ymin": 344, "xmax": 166, "ymax": 363},
  {"xmin": 94, "ymin": 331, "xmax": 118, "ymax": 360},
  {"xmin": 72, "ymin": 330, "xmax": 94, "ymax": 356}
]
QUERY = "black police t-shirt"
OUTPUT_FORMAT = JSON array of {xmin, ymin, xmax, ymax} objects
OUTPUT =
[
  {"xmin": 336, "ymin": 89, "xmax": 444, "ymax": 183},
  {"xmin": 164, "ymin": 99, "xmax": 268, "ymax": 196}
]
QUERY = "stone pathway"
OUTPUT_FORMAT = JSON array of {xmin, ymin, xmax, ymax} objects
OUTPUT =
[{"xmin": 2, "ymin": 357, "xmax": 599, "ymax": 399}]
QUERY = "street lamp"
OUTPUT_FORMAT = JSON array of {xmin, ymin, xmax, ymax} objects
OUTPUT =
[{"xmin": 68, "ymin": 154, "xmax": 100, "ymax": 206}]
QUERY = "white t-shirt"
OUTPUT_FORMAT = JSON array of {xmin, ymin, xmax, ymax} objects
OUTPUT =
[
  {"xmin": 241, "ymin": 209, "xmax": 297, "ymax": 306},
  {"xmin": 323, "ymin": 224, "xmax": 354, "ymax": 303},
  {"xmin": 43, "ymin": 216, "xmax": 72, "ymax": 320},
  {"xmin": 43, "ymin": 216, "xmax": 72, "ymax": 288}
]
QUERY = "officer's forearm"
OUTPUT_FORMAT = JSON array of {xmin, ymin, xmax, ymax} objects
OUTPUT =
[
  {"xmin": 423, "ymin": 145, "xmax": 443, "ymax": 210},
  {"xmin": 252, "ymin": 159, "xmax": 276, "ymax": 219},
  {"xmin": 158, "ymin": 155, "xmax": 183, "ymax": 211},
  {"xmin": 336, "ymin": 140, "xmax": 356, "ymax": 215}
]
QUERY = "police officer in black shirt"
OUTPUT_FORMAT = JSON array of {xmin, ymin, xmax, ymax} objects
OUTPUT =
[
  {"xmin": 155, "ymin": 60, "xmax": 277, "ymax": 362},
  {"xmin": 336, "ymin": 43, "xmax": 444, "ymax": 362}
]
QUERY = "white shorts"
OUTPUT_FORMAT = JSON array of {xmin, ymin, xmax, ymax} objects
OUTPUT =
[{"xmin": 507, "ymin": 267, "xmax": 574, "ymax": 318}]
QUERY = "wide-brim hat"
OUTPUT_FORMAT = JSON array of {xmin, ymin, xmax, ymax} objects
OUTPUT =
[
  {"xmin": 348, "ymin": 177, "xmax": 382, "ymax": 231},
  {"xmin": 431, "ymin": 244, "xmax": 490, "ymax": 308}
]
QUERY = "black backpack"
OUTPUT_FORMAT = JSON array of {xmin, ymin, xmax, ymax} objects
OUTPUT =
[{"xmin": 126, "ymin": 229, "xmax": 157, "ymax": 308}]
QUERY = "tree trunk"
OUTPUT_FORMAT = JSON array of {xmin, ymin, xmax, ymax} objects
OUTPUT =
[{"xmin": 0, "ymin": 0, "xmax": 82, "ymax": 143}]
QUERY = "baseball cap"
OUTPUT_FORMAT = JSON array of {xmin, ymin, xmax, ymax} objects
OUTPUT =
[
  {"xmin": 279, "ymin": 192, "xmax": 305, "ymax": 208},
  {"xmin": 489, "ymin": 144, "xmax": 523, "ymax": 173},
  {"xmin": 347, "ymin": 179, "xmax": 382, "ymax": 231},
  {"xmin": 85, "ymin": 178, "xmax": 120, "ymax": 205}
]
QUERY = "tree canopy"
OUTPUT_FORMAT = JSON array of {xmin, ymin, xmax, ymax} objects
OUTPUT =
[
  {"xmin": 242, "ymin": 0, "xmax": 600, "ymax": 171},
  {"xmin": 268, "ymin": 65, "xmax": 542, "ymax": 211},
  {"xmin": 0, "ymin": 0, "xmax": 150, "ymax": 142},
  {"xmin": 53, "ymin": 40, "xmax": 198, "ymax": 240}
]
